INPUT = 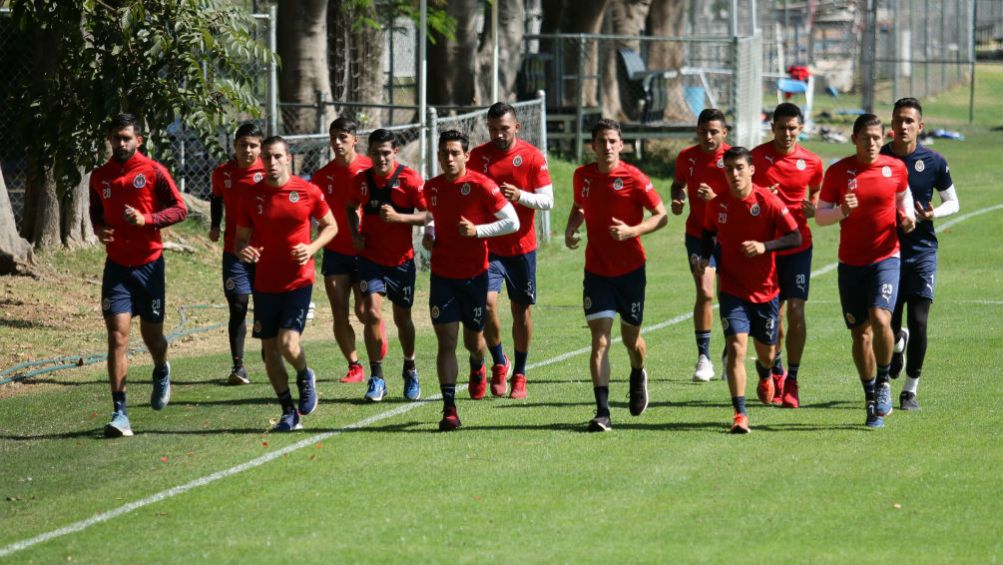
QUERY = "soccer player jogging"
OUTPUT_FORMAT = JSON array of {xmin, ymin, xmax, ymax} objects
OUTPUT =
[
  {"xmin": 422, "ymin": 130, "xmax": 520, "ymax": 431},
  {"xmin": 750, "ymin": 103, "xmax": 823, "ymax": 408},
  {"xmin": 345, "ymin": 129, "xmax": 427, "ymax": 402},
  {"xmin": 697, "ymin": 147, "xmax": 801, "ymax": 433},
  {"xmin": 469, "ymin": 102, "xmax": 554, "ymax": 399},
  {"xmin": 209, "ymin": 123, "xmax": 265, "ymax": 385},
  {"xmin": 565, "ymin": 119, "xmax": 668, "ymax": 432},
  {"xmin": 816, "ymin": 114, "xmax": 916, "ymax": 428},
  {"xmin": 670, "ymin": 109, "xmax": 730, "ymax": 382},
  {"xmin": 312, "ymin": 117, "xmax": 376, "ymax": 385},
  {"xmin": 89, "ymin": 113, "xmax": 188, "ymax": 437},
  {"xmin": 234, "ymin": 137, "xmax": 337, "ymax": 432},
  {"xmin": 881, "ymin": 98, "xmax": 960, "ymax": 411}
]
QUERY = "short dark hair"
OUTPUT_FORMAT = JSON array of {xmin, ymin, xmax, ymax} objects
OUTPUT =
[
  {"xmin": 368, "ymin": 128, "xmax": 398, "ymax": 149},
  {"xmin": 772, "ymin": 103, "xmax": 804, "ymax": 125},
  {"xmin": 697, "ymin": 108, "xmax": 727, "ymax": 127},
  {"xmin": 330, "ymin": 116, "xmax": 359, "ymax": 135},
  {"xmin": 438, "ymin": 129, "xmax": 469, "ymax": 152},
  {"xmin": 107, "ymin": 113, "xmax": 142, "ymax": 136},
  {"xmin": 723, "ymin": 146, "xmax": 752, "ymax": 165},
  {"xmin": 591, "ymin": 118, "xmax": 621, "ymax": 141},
  {"xmin": 261, "ymin": 135, "xmax": 289, "ymax": 154},
  {"xmin": 234, "ymin": 122, "xmax": 264, "ymax": 140},
  {"xmin": 852, "ymin": 113, "xmax": 883, "ymax": 137},
  {"xmin": 893, "ymin": 97, "xmax": 923, "ymax": 117},
  {"xmin": 487, "ymin": 102, "xmax": 517, "ymax": 120}
]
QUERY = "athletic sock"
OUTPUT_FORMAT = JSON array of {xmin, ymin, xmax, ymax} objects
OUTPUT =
[
  {"xmin": 488, "ymin": 343, "xmax": 505, "ymax": 366},
  {"xmin": 112, "ymin": 391, "xmax": 127, "ymax": 414},
  {"xmin": 772, "ymin": 350, "xmax": 785, "ymax": 375},
  {"xmin": 440, "ymin": 384, "xmax": 456, "ymax": 408},
  {"xmin": 277, "ymin": 389, "xmax": 295, "ymax": 413},
  {"xmin": 731, "ymin": 395, "xmax": 747, "ymax": 415},
  {"xmin": 232, "ymin": 356, "xmax": 243, "ymax": 370},
  {"xmin": 153, "ymin": 363, "xmax": 169, "ymax": 380},
  {"xmin": 370, "ymin": 361, "xmax": 383, "ymax": 379},
  {"xmin": 403, "ymin": 357, "xmax": 416, "ymax": 372},
  {"xmin": 876, "ymin": 364, "xmax": 891, "ymax": 385},
  {"xmin": 629, "ymin": 366, "xmax": 644, "ymax": 380},
  {"xmin": 296, "ymin": 367, "xmax": 309, "ymax": 381},
  {"xmin": 593, "ymin": 386, "xmax": 610, "ymax": 418},
  {"xmin": 514, "ymin": 350, "xmax": 528, "ymax": 375},
  {"xmin": 862, "ymin": 379, "xmax": 877, "ymax": 403},
  {"xmin": 755, "ymin": 361, "xmax": 771, "ymax": 381},
  {"xmin": 469, "ymin": 357, "xmax": 484, "ymax": 374},
  {"xmin": 787, "ymin": 363, "xmax": 800, "ymax": 381},
  {"xmin": 903, "ymin": 376, "xmax": 920, "ymax": 394},
  {"xmin": 695, "ymin": 331, "xmax": 711, "ymax": 358},
  {"xmin": 349, "ymin": 360, "xmax": 363, "ymax": 370}
]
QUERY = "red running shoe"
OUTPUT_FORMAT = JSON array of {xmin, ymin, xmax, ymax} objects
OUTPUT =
[
  {"xmin": 757, "ymin": 377, "xmax": 775, "ymax": 405},
  {"xmin": 379, "ymin": 320, "xmax": 388, "ymax": 359},
  {"xmin": 438, "ymin": 406, "xmax": 462, "ymax": 431},
  {"xmin": 781, "ymin": 378, "xmax": 800, "ymax": 408},
  {"xmin": 730, "ymin": 413, "xmax": 750, "ymax": 434},
  {"xmin": 509, "ymin": 373, "xmax": 527, "ymax": 399},
  {"xmin": 771, "ymin": 371, "xmax": 787, "ymax": 406},
  {"xmin": 469, "ymin": 366, "xmax": 487, "ymax": 399},
  {"xmin": 340, "ymin": 363, "xmax": 365, "ymax": 383},
  {"xmin": 490, "ymin": 356, "xmax": 510, "ymax": 397}
]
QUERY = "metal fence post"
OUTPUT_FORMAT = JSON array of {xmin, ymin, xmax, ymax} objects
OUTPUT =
[
  {"xmin": 427, "ymin": 106, "xmax": 439, "ymax": 178},
  {"xmin": 267, "ymin": 4, "xmax": 278, "ymax": 136},
  {"xmin": 575, "ymin": 35, "xmax": 585, "ymax": 163},
  {"xmin": 536, "ymin": 90, "xmax": 550, "ymax": 243}
]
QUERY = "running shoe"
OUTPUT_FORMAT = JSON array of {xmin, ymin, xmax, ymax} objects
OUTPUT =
[
  {"xmin": 899, "ymin": 390, "xmax": 920, "ymax": 411},
  {"xmin": 365, "ymin": 376, "xmax": 387, "ymax": 402},
  {"xmin": 692, "ymin": 354, "xmax": 715, "ymax": 382},
  {"xmin": 756, "ymin": 376, "xmax": 775, "ymax": 405},
  {"xmin": 890, "ymin": 328, "xmax": 910, "ymax": 379},
  {"xmin": 150, "ymin": 362, "xmax": 171, "ymax": 411},
  {"xmin": 587, "ymin": 415, "xmax": 612, "ymax": 432},
  {"xmin": 340, "ymin": 363, "xmax": 365, "ymax": 384},
  {"xmin": 103, "ymin": 410, "xmax": 133, "ymax": 438},
  {"xmin": 628, "ymin": 369, "xmax": 649, "ymax": 416},
  {"xmin": 402, "ymin": 368, "xmax": 421, "ymax": 401},
  {"xmin": 296, "ymin": 368, "xmax": 318, "ymax": 415},
  {"xmin": 271, "ymin": 410, "xmax": 302, "ymax": 432},
  {"xmin": 875, "ymin": 382, "xmax": 894, "ymax": 417},
  {"xmin": 781, "ymin": 379, "xmax": 800, "ymax": 408},
  {"xmin": 490, "ymin": 356, "xmax": 510, "ymax": 397},
  {"xmin": 771, "ymin": 371, "xmax": 787, "ymax": 406},
  {"xmin": 380, "ymin": 320, "xmax": 388, "ymax": 359},
  {"xmin": 227, "ymin": 366, "xmax": 250, "ymax": 386},
  {"xmin": 469, "ymin": 366, "xmax": 487, "ymax": 400},
  {"xmin": 729, "ymin": 413, "xmax": 750, "ymax": 434},
  {"xmin": 865, "ymin": 402, "xmax": 884, "ymax": 428},
  {"xmin": 509, "ymin": 373, "xmax": 527, "ymax": 399},
  {"xmin": 439, "ymin": 406, "xmax": 461, "ymax": 431}
]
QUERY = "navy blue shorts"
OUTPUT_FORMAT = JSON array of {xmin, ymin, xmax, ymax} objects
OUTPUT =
[
  {"xmin": 322, "ymin": 249, "xmax": 357, "ymax": 280},
  {"xmin": 685, "ymin": 234, "xmax": 719, "ymax": 272},
  {"xmin": 222, "ymin": 252, "xmax": 255, "ymax": 297},
  {"xmin": 583, "ymin": 265, "xmax": 646, "ymax": 327},
  {"xmin": 252, "ymin": 284, "xmax": 312, "ymax": 339},
  {"xmin": 719, "ymin": 292, "xmax": 780, "ymax": 345},
  {"xmin": 776, "ymin": 246, "xmax": 813, "ymax": 302},
  {"xmin": 488, "ymin": 251, "xmax": 537, "ymax": 305},
  {"xmin": 429, "ymin": 272, "xmax": 488, "ymax": 331},
  {"xmin": 899, "ymin": 252, "xmax": 937, "ymax": 302},
  {"xmin": 359, "ymin": 257, "xmax": 416, "ymax": 308},
  {"xmin": 837, "ymin": 257, "xmax": 900, "ymax": 328},
  {"xmin": 101, "ymin": 256, "xmax": 166, "ymax": 324}
]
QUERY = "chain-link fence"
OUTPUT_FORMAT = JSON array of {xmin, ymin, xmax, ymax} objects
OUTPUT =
[{"xmin": 0, "ymin": 7, "xmax": 31, "ymax": 231}]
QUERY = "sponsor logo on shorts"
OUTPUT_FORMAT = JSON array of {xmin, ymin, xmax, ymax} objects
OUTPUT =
[
  {"xmin": 765, "ymin": 316, "xmax": 776, "ymax": 331},
  {"xmin": 914, "ymin": 160, "xmax": 925, "ymax": 173},
  {"xmin": 583, "ymin": 296, "xmax": 592, "ymax": 310},
  {"xmin": 132, "ymin": 174, "xmax": 146, "ymax": 189},
  {"xmin": 749, "ymin": 203, "xmax": 761, "ymax": 217},
  {"xmin": 151, "ymin": 299, "xmax": 162, "ymax": 317},
  {"xmin": 359, "ymin": 280, "xmax": 368, "ymax": 293},
  {"xmin": 430, "ymin": 305, "xmax": 440, "ymax": 319},
  {"xmin": 225, "ymin": 278, "xmax": 236, "ymax": 291},
  {"xmin": 880, "ymin": 282, "xmax": 894, "ymax": 302},
  {"xmin": 722, "ymin": 318, "xmax": 730, "ymax": 331},
  {"xmin": 253, "ymin": 320, "xmax": 262, "ymax": 333},
  {"xmin": 881, "ymin": 166, "xmax": 892, "ymax": 178},
  {"xmin": 102, "ymin": 298, "xmax": 111, "ymax": 311},
  {"xmin": 845, "ymin": 312, "xmax": 856, "ymax": 325},
  {"xmin": 612, "ymin": 178, "xmax": 624, "ymax": 191},
  {"xmin": 689, "ymin": 253, "xmax": 700, "ymax": 266},
  {"xmin": 796, "ymin": 158, "xmax": 806, "ymax": 171},
  {"xmin": 513, "ymin": 155, "xmax": 523, "ymax": 167},
  {"xmin": 253, "ymin": 172, "xmax": 264, "ymax": 183},
  {"xmin": 460, "ymin": 183, "xmax": 471, "ymax": 196},
  {"xmin": 289, "ymin": 190, "xmax": 300, "ymax": 203}
]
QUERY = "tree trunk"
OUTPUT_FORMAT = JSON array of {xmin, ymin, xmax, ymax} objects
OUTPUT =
[
  {"xmin": 61, "ymin": 169, "xmax": 96, "ymax": 249},
  {"xmin": 0, "ymin": 164, "xmax": 36, "ymax": 276},
  {"xmin": 558, "ymin": 0, "xmax": 609, "ymax": 108},
  {"xmin": 602, "ymin": 0, "xmax": 651, "ymax": 121},
  {"xmin": 278, "ymin": 0, "xmax": 334, "ymax": 134},
  {"xmin": 476, "ymin": 0, "xmax": 526, "ymax": 103},
  {"xmin": 645, "ymin": 0, "xmax": 689, "ymax": 121},
  {"xmin": 328, "ymin": 0, "xmax": 387, "ymax": 125},
  {"xmin": 428, "ymin": 0, "xmax": 480, "ymax": 107}
]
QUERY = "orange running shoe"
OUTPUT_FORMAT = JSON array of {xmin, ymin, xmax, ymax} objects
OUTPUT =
[
  {"xmin": 771, "ymin": 371, "xmax": 786, "ymax": 405},
  {"xmin": 781, "ymin": 378, "xmax": 800, "ymax": 408},
  {"xmin": 730, "ymin": 413, "xmax": 750, "ymax": 434},
  {"xmin": 340, "ymin": 363, "xmax": 365, "ymax": 383},
  {"xmin": 509, "ymin": 373, "xmax": 527, "ymax": 399},
  {"xmin": 756, "ymin": 377, "xmax": 775, "ymax": 405},
  {"xmin": 438, "ymin": 406, "xmax": 462, "ymax": 431},
  {"xmin": 490, "ymin": 356, "xmax": 510, "ymax": 397},
  {"xmin": 468, "ymin": 366, "xmax": 487, "ymax": 400}
]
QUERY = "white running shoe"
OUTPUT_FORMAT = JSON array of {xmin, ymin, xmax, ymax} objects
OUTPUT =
[{"xmin": 692, "ymin": 354, "xmax": 715, "ymax": 382}]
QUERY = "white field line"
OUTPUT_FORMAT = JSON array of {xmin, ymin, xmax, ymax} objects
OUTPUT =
[{"xmin": 2, "ymin": 203, "xmax": 999, "ymax": 559}]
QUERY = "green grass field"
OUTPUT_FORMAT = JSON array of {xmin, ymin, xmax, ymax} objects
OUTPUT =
[{"xmin": 1, "ymin": 68, "xmax": 1001, "ymax": 564}]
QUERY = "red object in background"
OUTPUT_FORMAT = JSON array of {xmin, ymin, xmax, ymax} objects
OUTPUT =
[{"xmin": 784, "ymin": 65, "xmax": 811, "ymax": 99}]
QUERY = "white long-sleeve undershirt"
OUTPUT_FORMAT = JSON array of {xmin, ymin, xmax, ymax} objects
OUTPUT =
[
  {"xmin": 930, "ymin": 185, "xmax": 960, "ymax": 219},
  {"xmin": 476, "ymin": 202, "xmax": 520, "ymax": 238},
  {"xmin": 517, "ymin": 185, "xmax": 554, "ymax": 211}
]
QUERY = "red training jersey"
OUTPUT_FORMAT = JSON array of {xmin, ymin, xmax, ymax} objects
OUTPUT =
[
  {"xmin": 820, "ymin": 155, "xmax": 909, "ymax": 267},
  {"xmin": 425, "ymin": 170, "xmax": 508, "ymax": 279},
  {"xmin": 750, "ymin": 143, "xmax": 823, "ymax": 255},
  {"xmin": 674, "ymin": 143, "xmax": 730, "ymax": 237},
  {"xmin": 469, "ymin": 139, "xmax": 552, "ymax": 257},
  {"xmin": 573, "ymin": 161, "xmax": 663, "ymax": 277},
  {"xmin": 704, "ymin": 184, "xmax": 799, "ymax": 303},
  {"xmin": 88, "ymin": 151, "xmax": 188, "ymax": 267},
  {"xmin": 349, "ymin": 165, "xmax": 426, "ymax": 267},
  {"xmin": 236, "ymin": 176, "xmax": 330, "ymax": 293},
  {"xmin": 312, "ymin": 154, "xmax": 373, "ymax": 255},
  {"xmin": 211, "ymin": 159, "xmax": 265, "ymax": 254}
]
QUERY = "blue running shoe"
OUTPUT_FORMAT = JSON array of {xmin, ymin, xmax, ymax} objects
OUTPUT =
[
  {"xmin": 865, "ymin": 402, "xmax": 884, "ymax": 428},
  {"xmin": 365, "ymin": 376, "xmax": 387, "ymax": 402},
  {"xmin": 271, "ymin": 410, "xmax": 302, "ymax": 432},
  {"xmin": 296, "ymin": 368, "xmax": 318, "ymax": 415},
  {"xmin": 103, "ymin": 410, "xmax": 133, "ymax": 437},
  {"xmin": 403, "ymin": 368, "xmax": 421, "ymax": 401},
  {"xmin": 150, "ymin": 362, "xmax": 171, "ymax": 411},
  {"xmin": 875, "ymin": 382, "xmax": 893, "ymax": 417}
]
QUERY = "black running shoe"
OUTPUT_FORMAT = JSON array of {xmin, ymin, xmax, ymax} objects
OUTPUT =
[
  {"xmin": 587, "ymin": 415, "xmax": 612, "ymax": 432},
  {"xmin": 628, "ymin": 369, "xmax": 649, "ymax": 416},
  {"xmin": 899, "ymin": 391, "xmax": 920, "ymax": 411}
]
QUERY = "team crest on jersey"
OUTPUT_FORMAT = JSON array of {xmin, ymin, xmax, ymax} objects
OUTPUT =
[
  {"xmin": 796, "ymin": 159, "xmax": 806, "ymax": 171},
  {"xmin": 289, "ymin": 190, "xmax": 300, "ymax": 203},
  {"xmin": 914, "ymin": 160, "xmax": 925, "ymax": 173},
  {"xmin": 513, "ymin": 155, "xmax": 523, "ymax": 167},
  {"xmin": 224, "ymin": 180, "xmax": 232, "ymax": 189},
  {"xmin": 583, "ymin": 296, "xmax": 592, "ymax": 310},
  {"xmin": 749, "ymin": 203, "xmax": 761, "ymax": 217},
  {"xmin": 881, "ymin": 166, "xmax": 892, "ymax": 178},
  {"xmin": 847, "ymin": 178, "xmax": 858, "ymax": 191},
  {"xmin": 359, "ymin": 280, "xmax": 368, "ymax": 293},
  {"xmin": 430, "ymin": 305, "xmax": 440, "ymax": 319},
  {"xmin": 718, "ymin": 212, "xmax": 728, "ymax": 223},
  {"xmin": 101, "ymin": 298, "xmax": 111, "ymax": 311},
  {"xmin": 132, "ymin": 174, "xmax": 146, "ymax": 189},
  {"xmin": 612, "ymin": 178, "xmax": 624, "ymax": 191},
  {"xmin": 253, "ymin": 172, "xmax": 264, "ymax": 183},
  {"xmin": 393, "ymin": 179, "xmax": 401, "ymax": 188},
  {"xmin": 716, "ymin": 158, "xmax": 724, "ymax": 168},
  {"xmin": 460, "ymin": 183, "xmax": 471, "ymax": 196}
]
